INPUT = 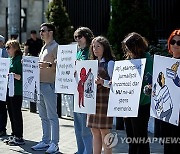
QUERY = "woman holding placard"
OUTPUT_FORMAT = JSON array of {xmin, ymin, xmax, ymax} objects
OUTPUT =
[
  {"xmin": 121, "ymin": 32, "xmax": 153, "ymax": 154},
  {"xmin": 73, "ymin": 27, "xmax": 94, "ymax": 154},
  {"xmin": 160, "ymin": 29, "xmax": 180, "ymax": 154},
  {"xmin": 87, "ymin": 36, "xmax": 115, "ymax": 154},
  {"xmin": 4, "ymin": 40, "xmax": 24, "ymax": 145}
]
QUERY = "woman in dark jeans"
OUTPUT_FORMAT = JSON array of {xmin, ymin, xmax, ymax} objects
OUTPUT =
[
  {"xmin": 121, "ymin": 32, "xmax": 153, "ymax": 154},
  {"xmin": 4, "ymin": 40, "xmax": 24, "ymax": 145}
]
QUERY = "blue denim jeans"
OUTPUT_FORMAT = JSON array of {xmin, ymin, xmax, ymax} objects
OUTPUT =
[
  {"xmin": 74, "ymin": 112, "xmax": 92, "ymax": 154},
  {"xmin": 37, "ymin": 83, "xmax": 59, "ymax": 145}
]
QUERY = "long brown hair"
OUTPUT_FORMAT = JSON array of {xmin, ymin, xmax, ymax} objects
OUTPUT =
[
  {"xmin": 89, "ymin": 36, "xmax": 115, "ymax": 62},
  {"xmin": 122, "ymin": 32, "xmax": 148, "ymax": 59},
  {"xmin": 74, "ymin": 27, "xmax": 94, "ymax": 48}
]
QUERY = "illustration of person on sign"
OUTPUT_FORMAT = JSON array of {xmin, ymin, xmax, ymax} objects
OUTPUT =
[
  {"xmin": 77, "ymin": 67, "xmax": 92, "ymax": 108},
  {"xmin": 166, "ymin": 61, "xmax": 180, "ymax": 87},
  {"xmin": 152, "ymin": 72, "xmax": 173, "ymax": 122}
]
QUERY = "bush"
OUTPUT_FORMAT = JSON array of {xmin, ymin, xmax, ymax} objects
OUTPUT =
[
  {"xmin": 107, "ymin": 0, "xmax": 156, "ymax": 60},
  {"xmin": 45, "ymin": 0, "xmax": 74, "ymax": 44}
]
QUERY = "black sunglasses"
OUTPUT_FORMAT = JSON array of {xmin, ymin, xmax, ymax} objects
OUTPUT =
[
  {"xmin": 74, "ymin": 35, "xmax": 83, "ymax": 40},
  {"xmin": 5, "ymin": 46, "xmax": 10, "ymax": 50},
  {"xmin": 170, "ymin": 39, "xmax": 180, "ymax": 46},
  {"xmin": 39, "ymin": 29, "xmax": 51, "ymax": 33}
]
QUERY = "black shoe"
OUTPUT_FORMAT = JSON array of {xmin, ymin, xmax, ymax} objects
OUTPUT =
[
  {"xmin": 3, "ymin": 136, "xmax": 14, "ymax": 144},
  {"xmin": 0, "ymin": 131, "xmax": 6, "ymax": 137},
  {"xmin": 8, "ymin": 137, "xmax": 25, "ymax": 146}
]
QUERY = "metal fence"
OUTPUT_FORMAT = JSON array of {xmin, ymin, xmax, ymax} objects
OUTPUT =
[
  {"xmin": 63, "ymin": 0, "xmax": 179, "ymax": 40},
  {"xmin": 148, "ymin": 0, "xmax": 180, "ymax": 40},
  {"xmin": 63, "ymin": 0, "xmax": 110, "ymax": 36}
]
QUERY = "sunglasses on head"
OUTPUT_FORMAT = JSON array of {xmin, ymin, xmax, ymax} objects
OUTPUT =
[
  {"xmin": 74, "ymin": 35, "xmax": 83, "ymax": 40},
  {"xmin": 170, "ymin": 39, "xmax": 180, "ymax": 46},
  {"xmin": 5, "ymin": 46, "xmax": 10, "ymax": 50}
]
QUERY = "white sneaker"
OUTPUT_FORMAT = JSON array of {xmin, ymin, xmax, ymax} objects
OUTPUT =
[
  {"xmin": 31, "ymin": 141, "xmax": 49, "ymax": 151},
  {"xmin": 45, "ymin": 143, "xmax": 59, "ymax": 154}
]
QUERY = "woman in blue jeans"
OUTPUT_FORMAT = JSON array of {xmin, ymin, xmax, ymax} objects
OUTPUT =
[{"xmin": 73, "ymin": 27, "xmax": 94, "ymax": 154}]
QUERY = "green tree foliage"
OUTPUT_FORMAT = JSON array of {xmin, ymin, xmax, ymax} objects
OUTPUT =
[
  {"xmin": 108, "ymin": 0, "xmax": 156, "ymax": 60},
  {"xmin": 45, "ymin": 0, "xmax": 74, "ymax": 44}
]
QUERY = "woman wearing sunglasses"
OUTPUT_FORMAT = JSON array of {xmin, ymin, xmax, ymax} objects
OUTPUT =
[
  {"xmin": 4, "ymin": 40, "xmax": 24, "ymax": 146},
  {"xmin": 73, "ymin": 27, "xmax": 94, "ymax": 154},
  {"xmin": 160, "ymin": 29, "xmax": 180, "ymax": 154}
]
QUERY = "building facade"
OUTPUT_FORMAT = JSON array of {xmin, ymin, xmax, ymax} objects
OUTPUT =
[{"xmin": 0, "ymin": 0, "xmax": 49, "ymax": 43}]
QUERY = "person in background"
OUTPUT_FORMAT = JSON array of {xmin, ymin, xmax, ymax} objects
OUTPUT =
[
  {"xmin": 87, "ymin": 36, "xmax": 115, "ymax": 154},
  {"xmin": 4, "ymin": 40, "xmax": 24, "ymax": 145},
  {"xmin": 31, "ymin": 23, "xmax": 59, "ymax": 154},
  {"xmin": 160, "ymin": 29, "xmax": 180, "ymax": 154},
  {"xmin": 121, "ymin": 32, "xmax": 153, "ymax": 154},
  {"xmin": 0, "ymin": 35, "xmax": 8, "ymax": 137},
  {"xmin": 73, "ymin": 27, "xmax": 94, "ymax": 154},
  {"xmin": 24, "ymin": 30, "xmax": 43, "ymax": 113},
  {"xmin": 24, "ymin": 30, "xmax": 43, "ymax": 56}
]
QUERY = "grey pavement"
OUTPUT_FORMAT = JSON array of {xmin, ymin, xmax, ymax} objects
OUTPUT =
[{"xmin": 0, "ymin": 109, "xmax": 163, "ymax": 154}]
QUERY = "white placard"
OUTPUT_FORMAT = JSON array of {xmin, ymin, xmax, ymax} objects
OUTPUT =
[
  {"xmin": 0, "ymin": 58, "xmax": 10, "ymax": 101},
  {"xmin": 107, "ymin": 58, "xmax": 146, "ymax": 117},
  {"xmin": 151, "ymin": 55, "xmax": 180, "ymax": 126},
  {"xmin": 74, "ymin": 60, "xmax": 98, "ymax": 114},
  {"xmin": 8, "ymin": 73, "xmax": 14, "ymax": 97},
  {"xmin": 55, "ymin": 44, "xmax": 77, "ymax": 94},
  {"xmin": 0, "ymin": 49, "xmax": 2, "ymax": 57},
  {"xmin": 23, "ymin": 56, "xmax": 40, "ymax": 103}
]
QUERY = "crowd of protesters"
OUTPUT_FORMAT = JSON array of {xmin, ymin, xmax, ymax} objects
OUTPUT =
[{"xmin": 0, "ymin": 23, "xmax": 179, "ymax": 154}]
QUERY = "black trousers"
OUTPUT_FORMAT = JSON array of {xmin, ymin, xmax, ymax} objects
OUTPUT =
[
  {"xmin": 7, "ymin": 95, "xmax": 23, "ymax": 138},
  {"xmin": 0, "ymin": 101, "xmax": 7, "ymax": 132},
  {"xmin": 116, "ymin": 117, "xmax": 125, "ymax": 130},
  {"xmin": 161, "ymin": 121, "xmax": 180, "ymax": 154},
  {"xmin": 124, "ymin": 104, "xmax": 150, "ymax": 154}
]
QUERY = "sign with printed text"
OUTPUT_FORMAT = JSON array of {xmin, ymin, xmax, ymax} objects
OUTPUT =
[
  {"xmin": 107, "ymin": 58, "xmax": 146, "ymax": 117},
  {"xmin": 74, "ymin": 60, "xmax": 98, "ymax": 114},
  {"xmin": 151, "ymin": 55, "xmax": 180, "ymax": 126},
  {"xmin": 23, "ymin": 56, "xmax": 40, "ymax": 103},
  {"xmin": 0, "ymin": 58, "xmax": 10, "ymax": 101},
  {"xmin": 55, "ymin": 44, "xmax": 77, "ymax": 94}
]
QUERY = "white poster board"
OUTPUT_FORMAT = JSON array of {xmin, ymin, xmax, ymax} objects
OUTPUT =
[
  {"xmin": 74, "ymin": 60, "xmax": 98, "ymax": 114},
  {"xmin": 23, "ymin": 56, "xmax": 40, "ymax": 103},
  {"xmin": 107, "ymin": 58, "xmax": 146, "ymax": 117},
  {"xmin": 0, "ymin": 49, "xmax": 2, "ymax": 57},
  {"xmin": 0, "ymin": 58, "xmax": 10, "ymax": 101},
  {"xmin": 55, "ymin": 44, "xmax": 77, "ymax": 94},
  {"xmin": 151, "ymin": 55, "xmax": 180, "ymax": 126}
]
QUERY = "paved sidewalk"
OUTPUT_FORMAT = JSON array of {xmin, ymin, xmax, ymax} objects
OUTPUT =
[{"xmin": 0, "ymin": 109, "xmax": 163, "ymax": 154}]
